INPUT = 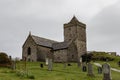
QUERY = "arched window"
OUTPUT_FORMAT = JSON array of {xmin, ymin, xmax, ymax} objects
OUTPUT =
[{"xmin": 27, "ymin": 47, "xmax": 31, "ymax": 55}]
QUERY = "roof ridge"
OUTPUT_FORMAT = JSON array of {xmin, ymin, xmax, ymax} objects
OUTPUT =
[
  {"xmin": 30, "ymin": 35, "xmax": 58, "ymax": 48},
  {"xmin": 31, "ymin": 35, "xmax": 58, "ymax": 42},
  {"xmin": 70, "ymin": 16, "xmax": 85, "ymax": 25}
]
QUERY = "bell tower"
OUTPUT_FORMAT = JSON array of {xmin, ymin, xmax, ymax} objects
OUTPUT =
[{"xmin": 64, "ymin": 16, "xmax": 87, "ymax": 58}]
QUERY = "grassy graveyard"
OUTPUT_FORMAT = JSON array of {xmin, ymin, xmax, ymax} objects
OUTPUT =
[{"xmin": 0, "ymin": 61, "xmax": 120, "ymax": 80}]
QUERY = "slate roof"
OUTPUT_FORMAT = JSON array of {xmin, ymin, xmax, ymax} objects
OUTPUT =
[
  {"xmin": 31, "ymin": 35, "xmax": 58, "ymax": 48},
  {"xmin": 52, "ymin": 42, "xmax": 69, "ymax": 50}
]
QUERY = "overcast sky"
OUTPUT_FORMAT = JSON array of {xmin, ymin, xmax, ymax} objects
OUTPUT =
[{"xmin": 0, "ymin": 0, "xmax": 120, "ymax": 58}]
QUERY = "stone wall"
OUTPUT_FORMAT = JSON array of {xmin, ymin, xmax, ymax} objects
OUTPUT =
[
  {"xmin": 22, "ymin": 35, "xmax": 37, "ymax": 61},
  {"xmin": 64, "ymin": 25, "xmax": 77, "ymax": 42},
  {"xmin": 22, "ymin": 17, "xmax": 87, "ymax": 62},
  {"xmin": 53, "ymin": 49, "xmax": 67, "ymax": 62},
  {"xmin": 67, "ymin": 42, "xmax": 78, "ymax": 62},
  {"xmin": 37, "ymin": 46, "xmax": 51, "ymax": 61},
  {"xmin": 64, "ymin": 19, "xmax": 87, "ymax": 62},
  {"xmin": 77, "ymin": 26, "xmax": 86, "ymax": 42},
  {"xmin": 75, "ymin": 40, "xmax": 86, "ymax": 58}
]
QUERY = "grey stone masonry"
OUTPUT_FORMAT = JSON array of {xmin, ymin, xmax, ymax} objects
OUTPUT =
[
  {"xmin": 102, "ymin": 63, "xmax": 112, "ymax": 80},
  {"xmin": 22, "ymin": 16, "xmax": 87, "ymax": 63}
]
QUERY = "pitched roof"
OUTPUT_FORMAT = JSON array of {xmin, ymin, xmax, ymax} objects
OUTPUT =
[
  {"xmin": 31, "ymin": 35, "xmax": 58, "ymax": 48},
  {"xmin": 70, "ymin": 16, "xmax": 79, "ymax": 23},
  {"xmin": 64, "ymin": 16, "xmax": 86, "ymax": 28},
  {"xmin": 69, "ymin": 16, "xmax": 85, "ymax": 25},
  {"xmin": 52, "ymin": 41, "xmax": 69, "ymax": 50}
]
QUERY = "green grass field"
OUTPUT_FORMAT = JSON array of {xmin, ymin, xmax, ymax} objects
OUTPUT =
[
  {"xmin": 0, "ymin": 61, "xmax": 120, "ymax": 80},
  {"xmin": 96, "ymin": 61, "xmax": 120, "ymax": 70}
]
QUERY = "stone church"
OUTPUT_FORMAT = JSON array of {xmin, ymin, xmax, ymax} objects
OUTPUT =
[{"xmin": 22, "ymin": 16, "xmax": 87, "ymax": 62}]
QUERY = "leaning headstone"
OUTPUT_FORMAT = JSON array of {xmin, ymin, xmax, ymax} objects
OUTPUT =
[
  {"xmin": 11, "ymin": 61, "xmax": 16, "ymax": 70},
  {"xmin": 118, "ymin": 61, "xmax": 120, "ymax": 67},
  {"xmin": 98, "ymin": 66, "xmax": 102, "ymax": 74},
  {"xmin": 63, "ymin": 62, "xmax": 66, "ymax": 68},
  {"xmin": 40, "ymin": 63, "xmax": 43, "ymax": 68},
  {"xmin": 48, "ymin": 58, "xmax": 52, "ymax": 71},
  {"xmin": 45, "ymin": 58, "xmax": 48, "ymax": 66},
  {"xmin": 82, "ymin": 62, "xmax": 87, "ymax": 72},
  {"xmin": 102, "ymin": 63, "xmax": 112, "ymax": 80},
  {"xmin": 87, "ymin": 63, "xmax": 94, "ymax": 77},
  {"xmin": 80, "ymin": 57, "xmax": 82, "ymax": 66},
  {"xmin": 68, "ymin": 63, "xmax": 72, "ymax": 66}
]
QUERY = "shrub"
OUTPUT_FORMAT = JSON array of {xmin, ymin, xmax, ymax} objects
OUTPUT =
[
  {"xmin": 90, "ymin": 52, "xmax": 115, "ymax": 61},
  {"xmin": 28, "ymin": 75, "xmax": 35, "ymax": 79},
  {"xmin": 81, "ymin": 53, "xmax": 92, "ymax": 63},
  {"xmin": 0, "ymin": 52, "xmax": 12, "ymax": 67},
  {"xmin": 16, "ymin": 70, "xmax": 35, "ymax": 79}
]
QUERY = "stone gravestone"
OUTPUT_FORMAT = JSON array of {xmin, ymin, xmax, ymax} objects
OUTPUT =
[
  {"xmin": 80, "ymin": 57, "xmax": 82, "ymax": 66},
  {"xmin": 11, "ymin": 61, "xmax": 16, "ymax": 70},
  {"xmin": 40, "ymin": 63, "xmax": 43, "ymax": 68},
  {"xmin": 102, "ymin": 63, "xmax": 112, "ymax": 80},
  {"xmin": 78, "ymin": 57, "xmax": 82, "ymax": 67},
  {"xmin": 82, "ymin": 62, "xmax": 87, "ymax": 72},
  {"xmin": 98, "ymin": 66, "xmax": 102, "ymax": 74},
  {"xmin": 87, "ymin": 63, "xmax": 94, "ymax": 77},
  {"xmin": 45, "ymin": 58, "xmax": 48, "ymax": 66},
  {"xmin": 48, "ymin": 58, "xmax": 52, "ymax": 71},
  {"xmin": 68, "ymin": 63, "xmax": 72, "ymax": 66},
  {"xmin": 118, "ymin": 61, "xmax": 120, "ymax": 67},
  {"xmin": 63, "ymin": 61, "xmax": 66, "ymax": 68}
]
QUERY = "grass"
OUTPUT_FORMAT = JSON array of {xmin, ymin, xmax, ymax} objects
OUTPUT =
[
  {"xmin": 0, "ymin": 61, "xmax": 120, "ymax": 80},
  {"xmin": 95, "ymin": 61, "xmax": 120, "ymax": 70}
]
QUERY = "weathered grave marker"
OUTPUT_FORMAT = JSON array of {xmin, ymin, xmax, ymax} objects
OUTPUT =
[
  {"xmin": 118, "ymin": 61, "xmax": 120, "ymax": 67},
  {"xmin": 78, "ymin": 57, "xmax": 82, "ymax": 67},
  {"xmin": 80, "ymin": 57, "xmax": 82, "ymax": 66},
  {"xmin": 68, "ymin": 63, "xmax": 72, "ymax": 66},
  {"xmin": 40, "ymin": 63, "xmax": 43, "ymax": 68},
  {"xmin": 98, "ymin": 66, "xmax": 102, "ymax": 74},
  {"xmin": 87, "ymin": 63, "xmax": 94, "ymax": 77},
  {"xmin": 82, "ymin": 62, "xmax": 87, "ymax": 72},
  {"xmin": 11, "ymin": 61, "xmax": 16, "ymax": 70},
  {"xmin": 102, "ymin": 63, "xmax": 112, "ymax": 80},
  {"xmin": 45, "ymin": 58, "xmax": 48, "ymax": 66},
  {"xmin": 63, "ymin": 61, "xmax": 66, "ymax": 68},
  {"xmin": 48, "ymin": 58, "xmax": 52, "ymax": 71}
]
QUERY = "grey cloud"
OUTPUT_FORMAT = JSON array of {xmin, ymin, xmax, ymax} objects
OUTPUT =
[
  {"xmin": 0, "ymin": 0, "xmax": 120, "ymax": 58},
  {"xmin": 87, "ymin": 2, "xmax": 120, "ymax": 54}
]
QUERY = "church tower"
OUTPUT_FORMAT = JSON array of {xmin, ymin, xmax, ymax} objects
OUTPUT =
[{"xmin": 64, "ymin": 16, "xmax": 87, "ymax": 59}]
